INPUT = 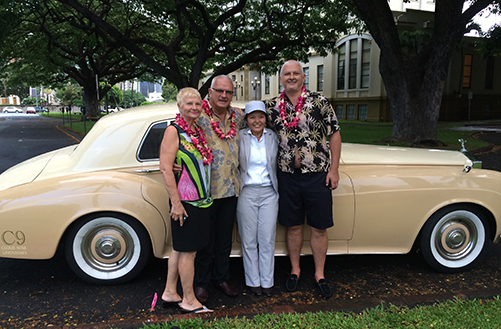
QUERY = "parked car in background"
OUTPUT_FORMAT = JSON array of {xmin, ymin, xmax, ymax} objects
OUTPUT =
[
  {"xmin": 1, "ymin": 103, "xmax": 501, "ymax": 285},
  {"xmin": 26, "ymin": 107, "xmax": 36, "ymax": 114},
  {"xmin": 109, "ymin": 107, "xmax": 124, "ymax": 113},
  {"xmin": 2, "ymin": 106, "xmax": 23, "ymax": 113},
  {"xmin": 35, "ymin": 107, "xmax": 48, "ymax": 113}
]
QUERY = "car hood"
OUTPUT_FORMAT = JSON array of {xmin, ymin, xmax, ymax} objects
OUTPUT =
[
  {"xmin": 341, "ymin": 143, "xmax": 472, "ymax": 167},
  {"xmin": 0, "ymin": 145, "xmax": 77, "ymax": 191}
]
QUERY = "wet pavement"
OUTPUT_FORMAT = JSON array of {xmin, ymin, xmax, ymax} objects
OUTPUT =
[{"xmin": 2, "ymin": 120, "xmax": 501, "ymax": 328}]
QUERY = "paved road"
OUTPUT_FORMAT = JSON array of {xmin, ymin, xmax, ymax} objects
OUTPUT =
[
  {"xmin": 1, "ymin": 115, "xmax": 501, "ymax": 328},
  {"xmin": 0, "ymin": 114, "xmax": 79, "ymax": 174}
]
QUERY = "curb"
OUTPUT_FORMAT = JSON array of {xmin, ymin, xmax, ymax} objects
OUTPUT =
[{"xmin": 57, "ymin": 124, "xmax": 84, "ymax": 142}]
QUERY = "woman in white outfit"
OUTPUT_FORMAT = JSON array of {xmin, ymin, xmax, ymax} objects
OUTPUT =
[{"xmin": 237, "ymin": 100, "xmax": 279, "ymax": 297}]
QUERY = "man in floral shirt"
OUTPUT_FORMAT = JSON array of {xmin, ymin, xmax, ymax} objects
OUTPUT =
[{"xmin": 265, "ymin": 60, "xmax": 341, "ymax": 298}]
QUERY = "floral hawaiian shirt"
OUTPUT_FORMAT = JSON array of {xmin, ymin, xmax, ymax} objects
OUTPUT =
[
  {"xmin": 265, "ymin": 90, "xmax": 340, "ymax": 174},
  {"xmin": 197, "ymin": 106, "xmax": 244, "ymax": 199}
]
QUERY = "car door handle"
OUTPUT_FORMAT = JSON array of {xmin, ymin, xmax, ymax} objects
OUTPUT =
[{"xmin": 133, "ymin": 168, "xmax": 160, "ymax": 173}]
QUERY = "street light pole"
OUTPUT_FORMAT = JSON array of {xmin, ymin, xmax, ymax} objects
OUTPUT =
[{"xmin": 251, "ymin": 76, "xmax": 260, "ymax": 100}]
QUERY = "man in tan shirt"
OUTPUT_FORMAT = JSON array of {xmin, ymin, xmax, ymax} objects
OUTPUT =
[{"xmin": 194, "ymin": 75, "xmax": 244, "ymax": 303}]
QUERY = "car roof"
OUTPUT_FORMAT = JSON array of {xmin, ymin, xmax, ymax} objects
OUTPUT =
[{"xmin": 71, "ymin": 103, "xmax": 179, "ymax": 171}]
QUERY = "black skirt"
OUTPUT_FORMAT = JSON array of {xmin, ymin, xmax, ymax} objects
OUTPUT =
[{"xmin": 171, "ymin": 202, "xmax": 210, "ymax": 252}]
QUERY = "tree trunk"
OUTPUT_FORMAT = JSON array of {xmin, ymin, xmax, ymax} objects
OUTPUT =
[
  {"xmin": 380, "ymin": 48, "xmax": 450, "ymax": 143},
  {"xmin": 82, "ymin": 82, "xmax": 100, "ymax": 118},
  {"xmin": 352, "ymin": 0, "xmax": 469, "ymax": 144}
]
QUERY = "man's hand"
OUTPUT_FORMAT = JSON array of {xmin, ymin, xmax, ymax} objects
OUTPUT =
[
  {"xmin": 326, "ymin": 170, "xmax": 339, "ymax": 190},
  {"xmin": 173, "ymin": 163, "xmax": 182, "ymax": 174}
]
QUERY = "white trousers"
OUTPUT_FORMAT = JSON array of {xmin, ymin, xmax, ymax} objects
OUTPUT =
[{"xmin": 236, "ymin": 185, "xmax": 278, "ymax": 288}]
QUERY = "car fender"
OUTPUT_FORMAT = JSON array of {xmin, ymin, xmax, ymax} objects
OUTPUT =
[
  {"xmin": 346, "ymin": 166, "xmax": 501, "ymax": 254},
  {"xmin": 0, "ymin": 172, "xmax": 168, "ymax": 260}
]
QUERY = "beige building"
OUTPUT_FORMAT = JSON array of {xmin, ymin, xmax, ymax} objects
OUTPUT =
[{"xmin": 233, "ymin": 1, "xmax": 501, "ymax": 122}]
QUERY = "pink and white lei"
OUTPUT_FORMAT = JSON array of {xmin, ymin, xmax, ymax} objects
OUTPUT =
[
  {"xmin": 174, "ymin": 113, "xmax": 213, "ymax": 166},
  {"xmin": 279, "ymin": 86, "xmax": 307, "ymax": 129},
  {"xmin": 202, "ymin": 100, "xmax": 237, "ymax": 139}
]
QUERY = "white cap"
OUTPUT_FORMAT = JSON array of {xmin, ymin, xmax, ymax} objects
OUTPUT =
[{"xmin": 244, "ymin": 101, "xmax": 266, "ymax": 115}]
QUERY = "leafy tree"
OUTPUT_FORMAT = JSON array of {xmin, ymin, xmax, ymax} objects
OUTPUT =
[
  {"xmin": 0, "ymin": 1, "xmax": 159, "ymax": 116},
  {"xmin": 123, "ymin": 90, "xmax": 146, "ymax": 108},
  {"xmin": 162, "ymin": 81, "xmax": 177, "ymax": 102},
  {"xmin": 55, "ymin": 83, "xmax": 82, "ymax": 105},
  {"xmin": 477, "ymin": 24, "xmax": 501, "ymax": 56},
  {"xmin": 55, "ymin": 0, "xmax": 361, "ymax": 97},
  {"xmin": 350, "ymin": 0, "xmax": 501, "ymax": 144},
  {"xmin": 21, "ymin": 96, "xmax": 39, "ymax": 105},
  {"xmin": 105, "ymin": 85, "xmax": 124, "ymax": 108},
  {"xmin": 0, "ymin": 61, "xmax": 30, "ymax": 98}
]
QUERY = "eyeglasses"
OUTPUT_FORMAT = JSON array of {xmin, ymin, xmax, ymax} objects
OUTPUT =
[{"xmin": 211, "ymin": 88, "xmax": 234, "ymax": 95}]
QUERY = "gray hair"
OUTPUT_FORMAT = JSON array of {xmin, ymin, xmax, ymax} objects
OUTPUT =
[{"xmin": 210, "ymin": 75, "xmax": 234, "ymax": 88}]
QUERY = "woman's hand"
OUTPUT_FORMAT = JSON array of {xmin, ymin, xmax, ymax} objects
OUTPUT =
[{"xmin": 170, "ymin": 201, "xmax": 188, "ymax": 226}]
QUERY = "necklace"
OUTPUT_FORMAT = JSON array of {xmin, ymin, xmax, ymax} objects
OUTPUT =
[
  {"xmin": 202, "ymin": 100, "xmax": 237, "ymax": 139},
  {"xmin": 174, "ymin": 113, "xmax": 213, "ymax": 166},
  {"xmin": 279, "ymin": 86, "xmax": 307, "ymax": 129}
]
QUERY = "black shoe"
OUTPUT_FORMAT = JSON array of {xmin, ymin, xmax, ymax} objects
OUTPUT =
[
  {"xmin": 248, "ymin": 286, "xmax": 262, "ymax": 296},
  {"xmin": 194, "ymin": 286, "xmax": 209, "ymax": 303},
  {"xmin": 262, "ymin": 287, "xmax": 273, "ymax": 297},
  {"xmin": 216, "ymin": 281, "xmax": 239, "ymax": 297},
  {"xmin": 285, "ymin": 274, "xmax": 299, "ymax": 292},
  {"xmin": 316, "ymin": 278, "xmax": 332, "ymax": 298}
]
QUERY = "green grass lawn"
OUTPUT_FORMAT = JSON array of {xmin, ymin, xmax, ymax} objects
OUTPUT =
[
  {"xmin": 339, "ymin": 120, "xmax": 488, "ymax": 150},
  {"xmin": 139, "ymin": 297, "xmax": 501, "ymax": 329}
]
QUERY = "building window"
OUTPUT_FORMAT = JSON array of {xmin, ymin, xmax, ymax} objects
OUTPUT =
[
  {"xmin": 349, "ymin": 39, "xmax": 358, "ymax": 89},
  {"xmin": 347, "ymin": 105, "xmax": 355, "ymax": 119},
  {"xmin": 335, "ymin": 105, "xmax": 343, "ymax": 119},
  {"xmin": 485, "ymin": 56, "xmax": 494, "ymax": 89},
  {"xmin": 336, "ymin": 36, "xmax": 371, "ymax": 91},
  {"xmin": 303, "ymin": 67, "xmax": 309, "ymax": 90},
  {"xmin": 358, "ymin": 104, "xmax": 367, "ymax": 120},
  {"xmin": 361, "ymin": 40, "xmax": 371, "ymax": 88},
  {"xmin": 483, "ymin": 103, "xmax": 491, "ymax": 119},
  {"xmin": 462, "ymin": 54, "xmax": 472, "ymax": 88},
  {"xmin": 265, "ymin": 75, "xmax": 270, "ymax": 94},
  {"xmin": 232, "ymin": 75, "xmax": 237, "ymax": 95},
  {"xmin": 317, "ymin": 65, "xmax": 324, "ymax": 91},
  {"xmin": 337, "ymin": 44, "xmax": 346, "ymax": 90}
]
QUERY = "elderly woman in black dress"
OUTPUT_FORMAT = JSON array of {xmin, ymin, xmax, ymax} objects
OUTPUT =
[{"xmin": 159, "ymin": 87, "xmax": 213, "ymax": 314}]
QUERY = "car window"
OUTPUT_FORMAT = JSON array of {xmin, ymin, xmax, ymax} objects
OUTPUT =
[{"xmin": 137, "ymin": 121, "xmax": 171, "ymax": 161}]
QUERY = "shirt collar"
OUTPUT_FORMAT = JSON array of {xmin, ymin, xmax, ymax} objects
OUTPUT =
[{"xmin": 246, "ymin": 128, "xmax": 268, "ymax": 135}]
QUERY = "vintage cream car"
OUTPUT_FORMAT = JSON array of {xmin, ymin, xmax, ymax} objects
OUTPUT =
[{"xmin": 1, "ymin": 103, "xmax": 501, "ymax": 284}]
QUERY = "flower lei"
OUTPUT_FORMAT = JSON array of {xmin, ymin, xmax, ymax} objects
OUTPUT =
[
  {"xmin": 279, "ymin": 86, "xmax": 307, "ymax": 130},
  {"xmin": 202, "ymin": 100, "xmax": 237, "ymax": 139},
  {"xmin": 174, "ymin": 113, "xmax": 214, "ymax": 166}
]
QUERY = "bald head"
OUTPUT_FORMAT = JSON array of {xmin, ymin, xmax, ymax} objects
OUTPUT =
[
  {"xmin": 279, "ymin": 60, "xmax": 305, "ymax": 95},
  {"xmin": 280, "ymin": 60, "xmax": 302, "ymax": 77}
]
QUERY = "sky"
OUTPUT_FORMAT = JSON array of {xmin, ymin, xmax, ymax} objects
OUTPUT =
[{"xmin": 466, "ymin": 6, "xmax": 501, "ymax": 36}]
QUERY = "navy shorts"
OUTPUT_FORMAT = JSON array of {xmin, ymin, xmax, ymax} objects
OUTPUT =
[{"xmin": 277, "ymin": 170, "xmax": 333, "ymax": 230}]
